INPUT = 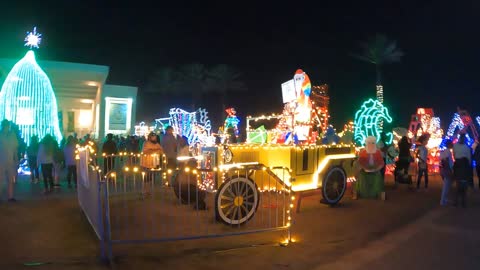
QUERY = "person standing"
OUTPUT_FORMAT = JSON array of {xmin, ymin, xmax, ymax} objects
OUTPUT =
[
  {"xmin": 0, "ymin": 120, "xmax": 19, "ymax": 202},
  {"xmin": 140, "ymin": 132, "xmax": 163, "ymax": 196},
  {"xmin": 63, "ymin": 135, "xmax": 77, "ymax": 188},
  {"xmin": 376, "ymin": 132, "xmax": 388, "ymax": 180},
  {"xmin": 161, "ymin": 126, "xmax": 178, "ymax": 171},
  {"xmin": 395, "ymin": 136, "xmax": 412, "ymax": 185},
  {"xmin": 38, "ymin": 134, "xmax": 56, "ymax": 194},
  {"xmin": 415, "ymin": 135, "xmax": 429, "ymax": 191},
  {"xmin": 102, "ymin": 133, "xmax": 118, "ymax": 174},
  {"xmin": 27, "ymin": 135, "xmax": 40, "ymax": 184},
  {"xmin": 453, "ymin": 134, "xmax": 472, "ymax": 207},
  {"xmin": 53, "ymin": 138, "xmax": 64, "ymax": 189},
  {"xmin": 439, "ymin": 140, "xmax": 454, "ymax": 206},
  {"xmin": 472, "ymin": 139, "xmax": 480, "ymax": 190},
  {"xmin": 11, "ymin": 124, "xmax": 25, "ymax": 184},
  {"xmin": 177, "ymin": 136, "xmax": 190, "ymax": 157}
]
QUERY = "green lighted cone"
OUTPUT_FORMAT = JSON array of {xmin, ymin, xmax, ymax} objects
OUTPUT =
[
  {"xmin": 0, "ymin": 50, "xmax": 62, "ymax": 144},
  {"xmin": 0, "ymin": 27, "xmax": 62, "ymax": 144}
]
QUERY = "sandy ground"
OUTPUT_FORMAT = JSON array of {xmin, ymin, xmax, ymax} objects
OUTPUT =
[{"xmin": 1, "ymin": 173, "xmax": 475, "ymax": 270}]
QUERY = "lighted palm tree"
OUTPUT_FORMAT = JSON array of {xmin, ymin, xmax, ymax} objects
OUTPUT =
[{"xmin": 352, "ymin": 34, "xmax": 404, "ymax": 103}]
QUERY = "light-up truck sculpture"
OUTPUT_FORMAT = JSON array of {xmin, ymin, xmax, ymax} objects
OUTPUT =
[{"xmin": 197, "ymin": 69, "xmax": 356, "ymax": 226}]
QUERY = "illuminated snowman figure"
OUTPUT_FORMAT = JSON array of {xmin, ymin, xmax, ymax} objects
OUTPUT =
[{"xmin": 0, "ymin": 27, "xmax": 62, "ymax": 144}]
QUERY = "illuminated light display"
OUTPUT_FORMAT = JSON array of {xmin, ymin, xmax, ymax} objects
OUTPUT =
[
  {"xmin": 224, "ymin": 107, "xmax": 240, "ymax": 138},
  {"xmin": 246, "ymin": 71, "xmax": 336, "ymax": 146},
  {"xmin": 198, "ymin": 151, "xmax": 216, "ymax": 191},
  {"xmin": 423, "ymin": 116, "xmax": 443, "ymax": 148},
  {"xmin": 406, "ymin": 108, "xmax": 444, "ymax": 173},
  {"xmin": 376, "ymin": 85, "xmax": 384, "ymax": 130},
  {"xmin": 459, "ymin": 109, "xmax": 479, "ymax": 139},
  {"xmin": 154, "ymin": 117, "xmax": 170, "ymax": 131},
  {"xmin": 338, "ymin": 121, "xmax": 355, "ymax": 144},
  {"xmin": 246, "ymin": 125, "xmax": 267, "ymax": 144},
  {"xmin": 169, "ymin": 107, "xmax": 212, "ymax": 145},
  {"xmin": 292, "ymin": 69, "xmax": 312, "ymax": 124},
  {"xmin": 321, "ymin": 126, "xmax": 340, "ymax": 144},
  {"xmin": 447, "ymin": 113, "xmax": 464, "ymax": 138},
  {"xmin": 376, "ymin": 85, "xmax": 384, "ymax": 104},
  {"xmin": 77, "ymin": 146, "xmax": 295, "ymax": 231},
  {"xmin": 246, "ymin": 114, "xmax": 282, "ymax": 144},
  {"xmin": 446, "ymin": 112, "xmax": 476, "ymax": 145},
  {"xmin": 24, "ymin": 27, "xmax": 42, "ymax": 49},
  {"xmin": 134, "ymin": 121, "xmax": 155, "ymax": 138},
  {"xmin": 0, "ymin": 28, "xmax": 62, "ymax": 144},
  {"xmin": 245, "ymin": 69, "xmax": 317, "ymax": 145},
  {"xmin": 310, "ymin": 84, "xmax": 330, "ymax": 133},
  {"xmin": 408, "ymin": 108, "xmax": 443, "ymax": 149},
  {"xmin": 353, "ymin": 99, "xmax": 393, "ymax": 146},
  {"xmin": 291, "ymin": 153, "xmax": 356, "ymax": 192}
]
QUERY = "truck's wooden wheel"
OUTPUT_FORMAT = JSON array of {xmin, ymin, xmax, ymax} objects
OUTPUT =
[
  {"xmin": 321, "ymin": 166, "xmax": 347, "ymax": 205},
  {"xmin": 215, "ymin": 176, "xmax": 259, "ymax": 225}
]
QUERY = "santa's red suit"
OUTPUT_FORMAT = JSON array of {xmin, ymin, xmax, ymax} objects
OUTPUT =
[
  {"xmin": 355, "ymin": 136, "xmax": 385, "ymax": 199},
  {"xmin": 358, "ymin": 148, "xmax": 384, "ymax": 172}
]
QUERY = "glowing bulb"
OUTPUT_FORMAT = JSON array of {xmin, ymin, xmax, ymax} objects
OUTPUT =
[{"xmin": 24, "ymin": 27, "xmax": 42, "ymax": 49}]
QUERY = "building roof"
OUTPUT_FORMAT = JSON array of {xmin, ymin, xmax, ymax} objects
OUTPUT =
[{"xmin": 0, "ymin": 54, "xmax": 110, "ymax": 100}]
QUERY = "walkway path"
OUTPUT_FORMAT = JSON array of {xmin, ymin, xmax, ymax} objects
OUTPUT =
[{"xmin": 2, "ymin": 174, "xmax": 477, "ymax": 269}]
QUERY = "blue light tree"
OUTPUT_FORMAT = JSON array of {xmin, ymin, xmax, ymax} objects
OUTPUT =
[{"xmin": 0, "ymin": 27, "xmax": 62, "ymax": 144}]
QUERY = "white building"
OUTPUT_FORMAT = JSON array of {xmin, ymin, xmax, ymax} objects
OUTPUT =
[{"xmin": 0, "ymin": 57, "xmax": 137, "ymax": 140}]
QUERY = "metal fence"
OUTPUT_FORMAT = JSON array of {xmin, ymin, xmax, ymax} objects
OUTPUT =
[
  {"xmin": 77, "ymin": 149, "xmax": 293, "ymax": 264},
  {"xmin": 76, "ymin": 149, "xmax": 107, "ymax": 260}
]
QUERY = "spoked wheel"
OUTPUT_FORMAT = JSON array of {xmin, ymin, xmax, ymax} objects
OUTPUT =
[
  {"xmin": 321, "ymin": 166, "xmax": 347, "ymax": 205},
  {"xmin": 215, "ymin": 176, "xmax": 260, "ymax": 225}
]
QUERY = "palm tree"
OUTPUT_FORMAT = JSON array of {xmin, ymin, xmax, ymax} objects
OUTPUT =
[
  {"xmin": 352, "ymin": 34, "xmax": 404, "ymax": 103},
  {"xmin": 144, "ymin": 67, "xmax": 179, "ymax": 94},
  {"xmin": 206, "ymin": 64, "xmax": 247, "ymax": 111},
  {"xmin": 176, "ymin": 63, "xmax": 207, "ymax": 110}
]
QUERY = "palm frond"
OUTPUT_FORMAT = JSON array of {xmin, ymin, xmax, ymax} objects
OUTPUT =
[
  {"xmin": 353, "ymin": 33, "xmax": 403, "ymax": 65},
  {"xmin": 205, "ymin": 64, "xmax": 247, "ymax": 93},
  {"xmin": 350, "ymin": 52, "xmax": 376, "ymax": 64}
]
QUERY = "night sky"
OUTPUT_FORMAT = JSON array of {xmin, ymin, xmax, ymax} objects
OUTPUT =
[{"xmin": 1, "ymin": 1, "xmax": 479, "ymax": 131}]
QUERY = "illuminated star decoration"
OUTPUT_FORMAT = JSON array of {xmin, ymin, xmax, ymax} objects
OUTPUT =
[{"xmin": 25, "ymin": 27, "xmax": 42, "ymax": 49}]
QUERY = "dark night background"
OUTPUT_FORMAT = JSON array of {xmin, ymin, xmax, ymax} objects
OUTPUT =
[{"xmin": 1, "ymin": 1, "xmax": 479, "ymax": 132}]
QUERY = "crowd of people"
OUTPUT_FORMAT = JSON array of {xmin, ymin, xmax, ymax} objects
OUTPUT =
[
  {"xmin": 0, "ymin": 119, "xmax": 190, "ymax": 202},
  {"xmin": 389, "ymin": 133, "xmax": 478, "ymax": 208},
  {"xmin": 354, "ymin": 131, "xmax": 479, "ymax": 208},
  {"xmin": 2, "ymin": 114, "xmax": 480, "ymax": 209}
]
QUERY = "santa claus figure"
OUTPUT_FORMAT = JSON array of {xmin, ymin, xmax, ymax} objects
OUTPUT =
[{"xmin": 355, "ymin": 136, "xmax": 386, "ymax": 200}]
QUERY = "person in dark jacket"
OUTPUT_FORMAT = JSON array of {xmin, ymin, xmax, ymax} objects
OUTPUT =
[
  {"xmin": 27, "ymin": 135, "xmax": 40, "ymax": 183},
  {"xmin": 453, "ymin": 134, "xmax": 472, "ymax": 207},
  {"xmin": 102, "ymin": 133, "xmax": 118, "ymax": 173},
  {"xmin": 395, "ymin": 136, "xmax": 412, "ymax": 185},
  {"xmin": 472, "ymin": 139, "xmax": 480, "ymax": 190}
]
